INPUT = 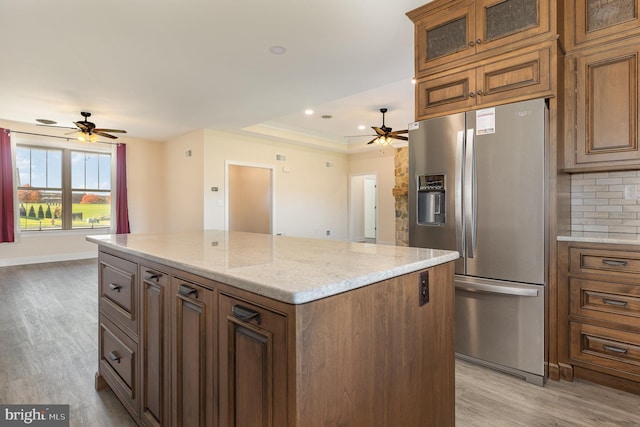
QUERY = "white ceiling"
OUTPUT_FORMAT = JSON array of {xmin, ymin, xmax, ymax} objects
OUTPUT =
[{"xmin": 0, "ymin": 0, "xmax": 427, "ymax": 152}]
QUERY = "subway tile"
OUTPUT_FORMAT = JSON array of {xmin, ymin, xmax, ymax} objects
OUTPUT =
[
  {"xmin": 583, "ymin": 225, "xmax": 609, "ymax": 232},
  {"xmin": 571, "ymin": 179, "xmax": 596, "ymax": 186},
  {"xmin": 596, "ymin": 218, "xmax": 623, "ymax": 226},
  {"xmin": 623, "ymin": 177, "xmax": 640, "ymax": 184},
  {"xmin": 571, "ymin": 199, "xmax": 584, "ymax": 205},
  {"xmin": 622, "ymin": 205, "xmax": 640, "ymax": 212},
  {"xmin": 571, "ymin": 224, "xmax": 584, "ymax": 232},
  {"xmin": 607, "ymin": 198, "xmax": 638, "ymax": 205},
  {"xmin": 573, "ymin": 192, "xmax": 596, "ymax": 199},
  {"xmin": 573, "ymin": 218, "xmax": 596, "ymax": 225},
  {"xmin": 596, "ymin": 205, "xmax": 623, "ymax": 212},
  {"xmin": 610, "ymin": 171, "xmax": 639, "ymax": 178},
  {"xmin": 582, "ymin": 185, "xmax": 610, "ymax": 192},
  {"xmin": 583, "ymin": 172, "xmax": 611, "ymax": 179},
  {"xmin": 572, "ymin": 205, "xmax": 596, "ymax": 212},
  {"xmin": 608, "ymin": 226, "xmax": 638, "ymax": 234},
  {"xmin": 583, "ymin": 211, "xmax": 609, "ymax": 218},
  {"xmin": 608, "ymin": 212, "xmax": 638, "ymax": 219},
  {"xmin": 620, "ymin": 219, "xmax": 640, "ymax": 226},
  {"xmin": 595, "ymin": 178, "xmax": 623, "ymax": 185},
  {"xmin": 595, "ymin": 191, "xmax": 623, "ymax": 199}
]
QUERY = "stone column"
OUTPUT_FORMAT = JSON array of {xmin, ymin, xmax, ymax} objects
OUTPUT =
[{"xmin": 393, "ymin": 147, "xmax": 409, "ymax": 246}]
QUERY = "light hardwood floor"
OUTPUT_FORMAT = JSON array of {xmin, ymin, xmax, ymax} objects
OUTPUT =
[{"xmin": 1, "ymin": 259, "xmax": 639, "ymax": 426}]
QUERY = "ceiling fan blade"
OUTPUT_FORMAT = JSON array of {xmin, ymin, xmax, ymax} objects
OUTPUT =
[
  {"xmin": 74, "ymin": 121, "xmax": 90, "ymax": 132},
  {"xmin": 93, "ymin": 131, "xmax": 118, "ymax": 139},
  {"xmin": 64, "ymin": 130, "xmax": 79, "ymax": 135},
  {"xmin": 391, "ymin": 129, "xmax": 408, "ymax": 134},
  {"xmin": 36, "ymin": 124, "xmax": 78, "ymax": 130},
  {"xmin": 372, "ymin": 126, "xmax": 385, "ymax": 136},
  {"xmin": 94, "ymin": 128, "xmax": 127, "ymax": 134},
  {"xmin": 367, "ymin": 137, "xmax": 378, "ymax": 145},
  {"xmin": 391, "ymin": 135, "xmax": 409, "ymax": 141}
]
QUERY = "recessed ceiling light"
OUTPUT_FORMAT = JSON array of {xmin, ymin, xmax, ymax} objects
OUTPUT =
[
  {"xmin": 358, "ymin": 125, "xmax": 366, "ymax": 130},
  {"xmin": 36, "ymin": 118, "xmax": 57, "ymax": 125},
  {"xmin": 270, "ymin": 46, "xmax": 287, "ymax": 55},
  {"xmin": 304, "ymin": 109, "xmax": 314, "ymax": 115}
]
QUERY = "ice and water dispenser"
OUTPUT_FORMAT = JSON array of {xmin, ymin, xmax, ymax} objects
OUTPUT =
[{"xmin": 417, "ymin": 174, "xmax": 445, "ymax": 225}]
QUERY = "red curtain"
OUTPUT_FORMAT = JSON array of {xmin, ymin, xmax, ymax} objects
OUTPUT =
[
  {"xmin": 116, "ymin": 144, "xmax": 131, "ymax": 234},
  {"xmin": 0, "ymin": 129, "xmax": 15, "ymax": 243}
]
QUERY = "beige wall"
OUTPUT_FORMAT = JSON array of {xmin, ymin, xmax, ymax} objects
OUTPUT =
[
  {"xmin": 0, "ymin": 119, "xmax": 399, "ymax": 265},
  {"xmin": 202, "ymin": 129, "xmax": 349, "ymax": 240},
  {"xmin": 348, "ymin": 147, "xmax": 396, "ymax": 245}
]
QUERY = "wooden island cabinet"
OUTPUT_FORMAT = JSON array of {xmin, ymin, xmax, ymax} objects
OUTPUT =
[{"xmin": 90, "ymin": 231, "xmax": 458, "ymax": 427}]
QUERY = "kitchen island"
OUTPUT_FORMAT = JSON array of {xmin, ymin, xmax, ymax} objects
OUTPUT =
[{"xmin": 88, "ymin": 230, "xmax": 459, "ymax": 426}]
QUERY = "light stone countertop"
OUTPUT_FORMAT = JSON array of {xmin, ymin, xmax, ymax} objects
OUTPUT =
[
  {"xmin": 558, "ymin": 232, "xmax": 640, "ymax": 246},
  {"xmin": 87, "ymin": 230, "xmax": 459, "ymax": 304}
]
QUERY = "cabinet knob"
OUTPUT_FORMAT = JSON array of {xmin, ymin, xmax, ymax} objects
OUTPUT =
[
  {"xmin": 476, "ymin": 39, "xmax": 482, "ymax": 44},
  {"xmin": 469, "ymin": 40, "xmax": 475, "ymax": 47},
  {"xmin": 476, "ymin": 90, "xmax": 483, "ymax": 96},
  {"xmin": 469, "ymin": 92, "xmax": 475, "ymax": 97}
]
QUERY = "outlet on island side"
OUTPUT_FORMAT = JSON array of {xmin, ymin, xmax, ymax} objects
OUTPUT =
[{"xmin": 326, "ymin": 230, "xmax": 331, "ymax": 236}]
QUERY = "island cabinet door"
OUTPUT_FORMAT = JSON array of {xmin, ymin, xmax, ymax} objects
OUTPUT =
[
  {"xmin": 217, "ymin": 293, "xmax": 288, "ymax": 427},
  {"xmin": 171, "ymin": 277, "xmax": 215, "ymax": 427},
  {"xmin": 139, "ymin": 266, "xmax": 171, "ymax": 427}
]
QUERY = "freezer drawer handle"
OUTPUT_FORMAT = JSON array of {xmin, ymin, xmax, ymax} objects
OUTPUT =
[
  {"xmin": 455, "ymin": 281, "xmax": 539, "ymax": 297},
  {"xmin": 603, "ymin": 345, "xmax": 628, "ymax": 355},
  {"xmin": 602, "ymin": 259, "xmax": 628, "ymax": 267},
  {"xmin": 108, "ymin": 351, "xmax": 121, "ymax": 364},
  {"xmin": 602, "ymin": 298, "xmax": 628, "ymax": 308},
  {"xmin": 108, "ymin": 283, "xmax": 121, "ymax": 292}
]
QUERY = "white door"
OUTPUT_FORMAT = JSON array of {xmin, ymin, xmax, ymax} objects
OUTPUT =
[{"xmin": 364, "ymin": 177, "xmax": 377, "ymax": 240}]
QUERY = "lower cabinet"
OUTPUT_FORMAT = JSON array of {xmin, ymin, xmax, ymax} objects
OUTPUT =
[
  {"xmin": 171, "ymin": 277, "xmax": 216, "ymax": 427},
  {"xmin": 139, "ymin": 266, "xmax": 171, "ymax": 427},
  {"xmin": 97, "ymin": 249, "xmax": 455, "ymax": 426},
  {"xmin": 217, "ymin": 293, "xmax": 288, "ymax": 426},
  {"xmin": 558, "ymin": 241, "xmax": 640, "ymax": 394}
]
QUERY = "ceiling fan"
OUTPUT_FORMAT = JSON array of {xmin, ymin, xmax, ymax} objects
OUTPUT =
[
  {"xmin": 37, "ymin": 111, "xmax": 127, "ymax": 142},
  {"xmin": 366, "ymin": 108, "xmax": 408, "ymax": 145}
]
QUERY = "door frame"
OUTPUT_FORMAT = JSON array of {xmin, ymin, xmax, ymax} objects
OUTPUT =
[
  {"xmin": 348, "ymin": 172, "xmax": 378, "ymax": 243},
  {"xmin": 225, "ymin": 160, "xmax": 276, "ymax": 234}
]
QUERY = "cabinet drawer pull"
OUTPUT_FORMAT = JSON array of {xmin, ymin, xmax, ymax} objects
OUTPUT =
[
  {"xmin": 108, "ymin": 351, "xmax": 121, "ymax": 363},
  {"xmin": 178, "ymin": 284, "xmax": 198, "ymax": 298},
  {"xmin": 232, "ymin": 305, "xmax": 262, "ymax": 325},
  {"xmin": 108, "ymin": 283, "xmax": 121, "ymax": 292},
  {"xmin": 603, "ymin": 345, "xmax": 628, "ymax": 355},
  {"xmin": 602, "ymin": 298, "xmax": 628, "ymax": 307},
  {"xmin": 144, "ymin": 271, "xmax": 161, "ymax": 282},
  {"xmin": 602, "ymin": 259, "xmax": 628, "ymax": 267}
]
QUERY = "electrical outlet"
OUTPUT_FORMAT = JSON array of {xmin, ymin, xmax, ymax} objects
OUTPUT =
[
  {"xmin": 326, "ymin": 230, "xmax": 331, "ymax": 236},
  {"xmin": 419, "ymin": 271, "xmax": 429, "ymax": 307},
  {"xmin": 624, "ymin": 185, "xmax": 637, "ymax": 200}
]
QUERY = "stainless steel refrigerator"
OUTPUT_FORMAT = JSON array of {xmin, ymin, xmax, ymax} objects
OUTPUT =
[{"xmin": 408, "ymin": 98, "xmax": 547, "ymax": 385}]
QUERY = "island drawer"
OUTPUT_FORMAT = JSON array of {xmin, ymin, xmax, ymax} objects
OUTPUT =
[
  {"xmin": 99, "ymin": 251, "xmax": 138, "ymax": 337},
  {"xmin": 570, "ymin": 322, "xmax": 640, "ymax": 376},
  {"xmin": 99, "ymin": 315, "xmax": 139, "ymax": 417},
  {"xmin": 570, "ymin": 278, "xmax": 640, "ymax": 327},
  {"xmin": 570, "ymin": 248, "xmax": 640, "ymax": 277}
]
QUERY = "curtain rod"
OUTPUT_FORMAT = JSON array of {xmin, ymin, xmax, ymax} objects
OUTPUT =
[{"xmin": 3, "ymin": 128, "xmax": 122, "ymax": 146}]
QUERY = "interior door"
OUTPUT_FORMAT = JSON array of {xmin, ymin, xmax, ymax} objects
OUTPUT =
[{"xmin": 228, "ymin": 164, "xmax": 273, "ymax": 234}]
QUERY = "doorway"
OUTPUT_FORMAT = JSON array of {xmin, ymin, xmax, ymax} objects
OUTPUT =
[
  {"xmin": 349, "ymin": 174, "xmax": 377, "ymax": 243},
  {"xmin": 226, "ymin": 162, "xmax": 274, "ymax": 234}
]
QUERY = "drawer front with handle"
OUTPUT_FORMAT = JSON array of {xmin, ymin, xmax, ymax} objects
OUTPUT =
[
  {"xmin": 570, "ymin": 248, "xmax": 640, "ymax": 277},
  {"xmin": 570, "ymin": 278, "xmax": 640, "ymax": 327},
  {"xmin": 99, "ymin": 315, "xmax": 139, "ymax": 416},
  {"xmin": 570, "ymin": 322, "xmax": 640, "ymax": 377},
  {"xmin": 99, "ymin": 252, "xmax": 138, "ymax": 337}
]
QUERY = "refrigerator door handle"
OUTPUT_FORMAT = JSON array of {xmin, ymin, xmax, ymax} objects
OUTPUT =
[
  {"xmin": 455, "ymin": 130, "xmax": 464, "ymax": 257},
  {"xmin": 464, "ymin": 128, "xmax": 477, "ymax": 258},
  {"xmin": 455, "ymin": 281, "xmax": 540, "ymax": 297}
]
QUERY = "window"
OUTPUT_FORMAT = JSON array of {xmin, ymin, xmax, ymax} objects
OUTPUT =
[{"xmin": 16, "ymin": 144, "xmax": 113, "ymax": 231}]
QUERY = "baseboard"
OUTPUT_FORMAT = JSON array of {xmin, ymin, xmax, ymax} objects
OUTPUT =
[{"xmin": 0, "ymin": 251, "xmax": 97, "ymax": 267}]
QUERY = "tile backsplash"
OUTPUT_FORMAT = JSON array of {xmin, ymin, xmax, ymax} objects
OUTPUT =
[{"xmin": 571, "ymin": 171, "xmax": 640, "ymax": 234}]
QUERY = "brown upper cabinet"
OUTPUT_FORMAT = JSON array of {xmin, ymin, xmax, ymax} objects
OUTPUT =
[
  {"xmin": 416, "ymin": 41, "xmax": 555, "ymax": 119},
  {"xmin": 563, "ymin": 0, "xmax": 640, "ymax": 51},
  {"xmin": 408, "ymin": 0, "xmax": 554, "ymax": 76},
  {"xmin": 564, "ymin": 37, "xmax": 640, "ymax": 170}
]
